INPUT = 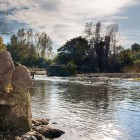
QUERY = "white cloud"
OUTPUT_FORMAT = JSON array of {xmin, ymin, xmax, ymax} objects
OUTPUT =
[{"xmin": 1, "ymin": 0, "xmax": 140, "ymax": 50}]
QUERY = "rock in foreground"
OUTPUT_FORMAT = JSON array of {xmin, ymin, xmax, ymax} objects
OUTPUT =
[{"xmin": 0, "ymin": 118, "xmax": 65, "ymax": 140}]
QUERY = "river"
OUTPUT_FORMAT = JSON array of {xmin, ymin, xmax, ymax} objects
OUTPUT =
[{"xmin": 31, "ymin": 75, "xmax": 140, "ymax": 140}]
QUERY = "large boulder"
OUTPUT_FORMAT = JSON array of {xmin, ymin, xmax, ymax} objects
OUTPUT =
[
  {"xmin": 0, "ymin": 51, "xmax": 32, "ymax": 132},
  {"xmin": 0, "ymin": 51, "xmax": 15, "ymax": 93}
]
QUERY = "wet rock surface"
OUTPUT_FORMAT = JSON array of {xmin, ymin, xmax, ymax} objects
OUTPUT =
[{"xmin": 0, "ymin": 118, "xmax": 65, "ymax": 140}]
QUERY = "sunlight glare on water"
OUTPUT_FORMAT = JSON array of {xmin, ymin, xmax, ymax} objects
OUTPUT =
[{"xmin": 31, "ymin": 75, "xmax": 140, "ymax": 140}]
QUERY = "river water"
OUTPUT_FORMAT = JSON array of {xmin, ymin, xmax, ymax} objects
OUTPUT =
[{"xmin": 31, "ymin": 75, "xmax": 140, "ymax": 140}]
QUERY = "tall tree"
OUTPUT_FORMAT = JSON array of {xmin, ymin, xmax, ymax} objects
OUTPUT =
[
  {"xmin": 84, "ymin": 22, "xmax": 94, "ymax": 47},
  {"xmin": 57, "ymin": 36, "xmax": 90, "ymax": 66},
  {"xmin": 84, "ymin": 21, "xmax": 110, "ymax": 72},
  {"xmin": 106, "ymin": 24, "xmax": 119, "ymax": 56},
  {"xmin": 84, "ymin": 22, "xmax": 121, "ymax": 72},
  {"xmin": 7, "ymin": 29, "xmax": 53, "ymax": 67},
  {"xmin": 15, "ymin": 29, "xmax": 52, "ymax": 58},
  {"xmin": 131, "ymin": 43, "xmax": 140, "ymax": 52}
]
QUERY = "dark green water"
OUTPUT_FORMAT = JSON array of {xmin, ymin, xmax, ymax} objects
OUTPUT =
[{"xmin": 31, "ymin": 75, "xmax": 140, "ymax": 140}]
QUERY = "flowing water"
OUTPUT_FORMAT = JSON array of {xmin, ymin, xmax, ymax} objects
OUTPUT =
[{"xmin": 31, "ymin": 75, "xmax": 140, "ymax": 140}]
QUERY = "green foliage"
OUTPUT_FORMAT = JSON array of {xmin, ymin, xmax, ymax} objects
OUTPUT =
[
  {"xmin": 65, "ymin": 62, "xmax": 77, "ymax": 75},
  {"xmin": 17, "ymin": 29, "xmax": 52, "ymax": 58},
  {"xmin": 5, "ymin": 23, "xmax": 140, "ymax": 73},
  {"xmin": 57, "ymin": 36, "xmax": 90, "ymax": 66},
  {"xmin": 84, "ymin": 22, "xmax": 120, "ymax": 72},
  {"xmin": 121, "ymin": 48, "xmax": 140, "ymax": 72},
  {"xmin": 55, "ymin": 21, "xmax": 139, "ymax": 73},
  {"xmin": 133, "ymin": 59, "xmax": 140, "ymax": 65},
  {"xmin": 50, "ymin": 21, "xmax": 140, "ymax": 74},
  {"xmin": 131, "ymin": 50, "xmax": 140, "ymax": 61},
  {"xmin": 109, "ymin": 48, "xmax": 133, "ymax": 72},
  {"xmin": 131, "ymin": 43, "xmax": 140, "ymax": 52},
  {"xmin": 6, "ymin": 29, "xmax": 52, "ymax": 68}
]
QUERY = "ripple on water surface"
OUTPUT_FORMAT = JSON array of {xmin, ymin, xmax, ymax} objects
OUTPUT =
[{"xmin": 31, "ymin": 75, "xmax": 140, "ymax": 140}]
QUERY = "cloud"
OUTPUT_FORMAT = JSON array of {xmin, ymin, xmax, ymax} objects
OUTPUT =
[
  {"xmin": 119, "ymin": 33, "xmax": 133, "ymax": 48},
  {"xmin": 1, "ymin": 0, "xmax": 140, "ymax": 51},
  {"xmin": 120, "ymin": 30, "xmax": 140, "ymax": 49}
]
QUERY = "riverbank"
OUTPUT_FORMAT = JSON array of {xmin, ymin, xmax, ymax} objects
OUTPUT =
[
  {"xmin": 29, "ymin": 67, "xmax": 140, "ymax": 78},
  {"xmin": 31, "ymin": 71, "xmax": 140, "ymax": 79},
  {"xmin": 77, "ymin": 73, "xmax": 140, "ymax": 78}
]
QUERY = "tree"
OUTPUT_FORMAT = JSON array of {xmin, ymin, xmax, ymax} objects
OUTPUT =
[
  {"xmin": 37, "ymin": 32, "xmax": 52, "ymax": 58},
  {"xmin": 16, "ymin": 29, "xmax": 52, "ymax": 58},
  {"xmin": 7, "ymin": 29, "xmax": 53, "ymax": 68},
  {"xmin": 84, "ymin": 22, "xmax": 94, "ymax": 47},
  {"xmin": 56, "ymin": 36, "xmax": 90, "ymax": 66},
  {"xmin": 106, "ymin": 24, "xmax": 119, "ymax": 55},
  {"xmin": 131, "ymin": 43, "xmax": 140, "ymax": 52},
  {"xmin": 83, "ymin": 22, "xmax": 122, "ymax": 72},
  {"xmin": 84, "ymin": 22, "xmax": 111, "ymax": 72}
]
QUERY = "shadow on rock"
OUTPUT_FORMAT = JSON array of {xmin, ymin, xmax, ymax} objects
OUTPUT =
[{"xmin": 17, "ymin": 118, "xmax": 65, "ymax": 140}]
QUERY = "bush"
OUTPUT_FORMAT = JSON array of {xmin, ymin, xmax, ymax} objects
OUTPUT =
[
  {"xmin": 65, "ymin": 62, "xmax": 77, "ymax": 76},
  {"xmin": 133, "ymin": 59, "xmax": 140, "ymax": 65}
]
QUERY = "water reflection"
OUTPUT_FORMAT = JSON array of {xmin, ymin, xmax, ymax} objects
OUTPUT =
[{"xmin": 31, "ymin": 76, "xmax": 140, "ymax": 140}]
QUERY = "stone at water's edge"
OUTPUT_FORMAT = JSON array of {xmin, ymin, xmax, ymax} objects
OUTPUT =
[
  {"xmin": 0, "ymin": 51, "xmax": 33, "ymax": 132},
  {"xmin": 22, "ymin": 118, "xmax": 65, "ymax": 140}
]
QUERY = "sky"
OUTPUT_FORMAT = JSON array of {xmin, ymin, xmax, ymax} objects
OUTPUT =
[{"xmin": 1, "ymin": 0, "xmax": 140, "ymax": 52}]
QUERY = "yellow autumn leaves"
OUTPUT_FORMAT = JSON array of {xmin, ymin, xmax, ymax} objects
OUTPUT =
[{"xmin": 0, "ymin": 36, "xmax": 6, "ymax": 52}]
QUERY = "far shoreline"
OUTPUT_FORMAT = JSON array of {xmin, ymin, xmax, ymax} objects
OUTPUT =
[
  {"xmin": 30, "ymin": 69, "xmax": 140, "ymax": 79},
  {"xmin": 77, "ymin": 73, "xmax": 140, "ymax": 79}
]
